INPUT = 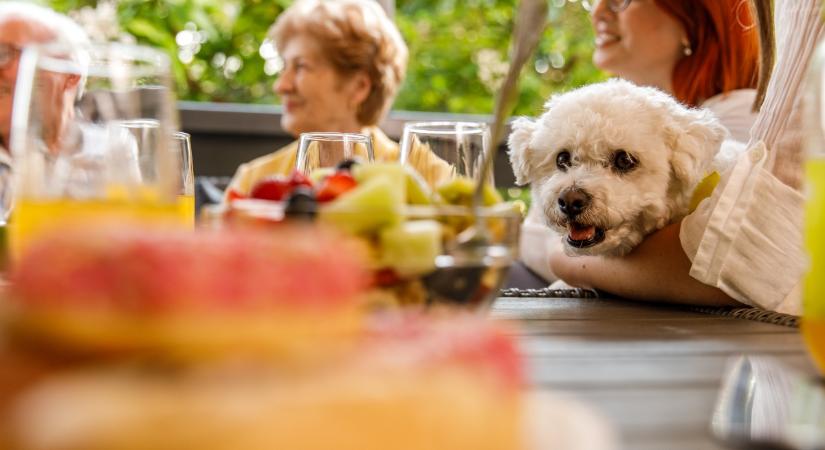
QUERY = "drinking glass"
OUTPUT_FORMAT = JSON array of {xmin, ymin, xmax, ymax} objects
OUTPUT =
[
  {"xmin": 9, "ymin": 42, "xmax": 179, "ymax": 258},
  {"xmin": 116, "ymin": 120, "xmax": 194, "ymax": 227},
  {"xmin": 803, "ymin": 40, "xmax": 825, "ymax": 375},
  {"xmin": 295, "ymin": 132, "xmax": 374, "ymax": 175},
  {"xmin": 173, "ymin": 131, "xmax": 195, "ymax": 226},
  {"xmin": 400, "ymin": 121, "xmax": 493, "ymax": 189}
]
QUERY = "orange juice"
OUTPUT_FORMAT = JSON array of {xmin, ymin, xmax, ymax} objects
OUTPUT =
[
  {"xmin": 178, "ymin": 194, "xmax": 196, "ymax": 227},
  {"xmin": 9, "ymin": 197, "xmax": 180, "ymax": 262},
  {"xmin": 804, "ymin": 157, "xmax": 825, "ymax": 373}
]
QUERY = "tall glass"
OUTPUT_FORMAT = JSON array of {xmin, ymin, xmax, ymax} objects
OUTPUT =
[
  {"xmin": 803, "ymin": 40, "xmax": 825, "ymax": 374},
  {"xmin": 9, "ymin": 42, "xmax": 179, "ymax": 259},
  {"xmin": 116, "ymin": 120, "xmax": 194, "ymax": 227},
  {"xmin": 173, "ymin": 131, "xmax": 195, "ymax": 226},
  {"xmin": 295, "ymin": 132, "xmax": 374, "ymax": 175},
  {"xmin": 400, "ymin": 121, "xmax": 492, "ymax": 190}
]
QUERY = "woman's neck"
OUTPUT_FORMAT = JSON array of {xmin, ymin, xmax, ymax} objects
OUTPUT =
[{"xmin": 623, "ymin": 69, "xmax": 674, "ymax": 95}]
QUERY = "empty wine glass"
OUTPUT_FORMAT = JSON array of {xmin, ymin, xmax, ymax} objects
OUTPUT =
[
  {"xmin": 295, "ymin": 132, "xmax": 374, "ymax": 175},
  {"xmin": 9, "ymin": 42, "xmax": 179, "ymax": 258},
  {"xmin": 400, "ymin": 121, "xmax": 492, "ymax": 189}
]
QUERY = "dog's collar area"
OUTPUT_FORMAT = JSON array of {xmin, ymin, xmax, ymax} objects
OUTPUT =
[{"xmin": 566, "ymin": 225, "xmax": 605, "ymax": 248}]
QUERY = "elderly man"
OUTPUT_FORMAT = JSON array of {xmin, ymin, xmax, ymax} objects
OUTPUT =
[{"xmin": 0, "ymin": 3, "xmax": 89, "ymax": 219}]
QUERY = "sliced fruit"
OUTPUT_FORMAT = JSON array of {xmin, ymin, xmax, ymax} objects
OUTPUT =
[
  {"xmin": 316, "ymin": 171, "xmax": 358, "ymax": 203},
  {"xmin": 225, "ymin": 188, "xmax": 246, "ymax": 202},
  {"xmin": 436, "ymin": 177, "xmax": 503, "ymax": 207},
  {"xmin": 309, "ymin": 167, "xmax": 334, "ymax": 184},
  {"xmin": 250, "ymin": 176, "xmax": 292, "ymax": 201},
  {"xmin": 404, "ymin": 166, "xmax": 433, "ymax": 205},
  {"xmin": 352, "ymin": 162, "xmax": 406, "ymax": 184},
  {"xmin": 287, "ymin": 170, "xmax": 313, "ymax": 189},
  {"xmin": 378, "ymin": 220, "xmax": 442, "ymax": 276},
  {"xmin": 319, "ymin": 176, "xmax": 404, "ymax": 235}
]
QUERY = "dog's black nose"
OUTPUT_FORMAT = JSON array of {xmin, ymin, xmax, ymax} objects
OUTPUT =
[{"xmin": 558, "ymin": 188, "xmax": 591, "ymax": 218}]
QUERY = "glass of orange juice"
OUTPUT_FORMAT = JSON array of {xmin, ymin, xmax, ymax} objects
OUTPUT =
[
  {"xmin": 8, "ymin": 42, "xmax": 180, "ymax": 259},
  {"xmin": 803, "ymin": 41, "xmax": 825, "ymax": 375},
  {"xmin": 172, "ymin": 131, "xmax": 195, "ymax": 226}
]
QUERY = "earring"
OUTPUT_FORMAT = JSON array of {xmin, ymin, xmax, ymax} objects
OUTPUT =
[{"xmin": 681, "ymin": 37, "xmax": 693, "ymax": 56}]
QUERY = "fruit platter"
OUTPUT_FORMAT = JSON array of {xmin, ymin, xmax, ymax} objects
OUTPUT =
[{"xmin": 209, "ymin": 160, "xmax": 523, "ymax": 309}]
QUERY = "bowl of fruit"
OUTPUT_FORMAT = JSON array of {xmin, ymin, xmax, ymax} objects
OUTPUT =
[{"xmin": 209, "ymin": 161, "xmax": 522, "ymax": 310}]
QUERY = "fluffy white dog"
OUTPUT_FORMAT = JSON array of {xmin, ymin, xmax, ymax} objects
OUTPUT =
[{"xmin": 509, "ymin": 79, "xmax": 733, "ymax": 257}]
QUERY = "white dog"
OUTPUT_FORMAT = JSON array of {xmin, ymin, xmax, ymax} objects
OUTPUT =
[{"xmin": 509, "ymin": 79, "xmax": 734, "ymax": 257}]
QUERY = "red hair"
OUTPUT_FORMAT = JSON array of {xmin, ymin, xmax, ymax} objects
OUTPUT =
[{"xmin": 654, "ymin": 0, "xmax": 760, "ymax": 107}]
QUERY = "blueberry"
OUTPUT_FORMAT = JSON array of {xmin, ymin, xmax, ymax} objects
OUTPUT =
[
  {"xmin": 284, "ymin": 187, "xmax": 317, "ymax": 220},
  {"xmin": 335, "ymin": 158, "xmax": 360, "ymax": 171}
]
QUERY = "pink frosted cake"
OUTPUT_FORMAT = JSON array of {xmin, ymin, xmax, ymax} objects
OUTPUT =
[{"xmin": 5, "ymin": 225, "xmax": 370, "ymax": 362}]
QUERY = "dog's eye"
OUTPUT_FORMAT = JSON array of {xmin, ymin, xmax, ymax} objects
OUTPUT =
[
  {"xmin": 612, "ymin": 150, "xmax": 637, "ymax": 173},
  {"xmin": 556, "ymin": 150, "xmax": 572, "ymax": 171}
]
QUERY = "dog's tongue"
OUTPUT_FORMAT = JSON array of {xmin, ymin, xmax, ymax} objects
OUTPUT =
[{"xmin": 569, "ymin": 223, "xmax": 596, "ymax": 241}]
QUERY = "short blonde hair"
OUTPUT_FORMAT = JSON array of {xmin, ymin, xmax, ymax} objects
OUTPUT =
[{"xmin": 270, "ymin": 0, "xmax": 408, "ymax": 126}]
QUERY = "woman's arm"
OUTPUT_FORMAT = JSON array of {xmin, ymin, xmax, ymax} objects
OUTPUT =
[{"xmin": 548, "ymin": 222, "xmax": 744, "ymax": 307}]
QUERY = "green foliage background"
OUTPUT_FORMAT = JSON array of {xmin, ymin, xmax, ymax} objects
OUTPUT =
[{"xmin": 48, "ymin": 0, "xmax": 605, "ymax": 116}]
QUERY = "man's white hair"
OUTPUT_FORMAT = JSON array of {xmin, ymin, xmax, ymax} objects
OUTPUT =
[
  {"xmin": 0, "ymin": 2, "xmax": 90, "ymax": 49},
  {"xmin": 0, "ymin": 2, "xmax": 91, "ymax": 96}
]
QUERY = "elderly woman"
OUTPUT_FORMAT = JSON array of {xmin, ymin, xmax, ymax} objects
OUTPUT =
[{"xmin": 225, "ymin": 0, "xmax": 407, "ymax": 197}]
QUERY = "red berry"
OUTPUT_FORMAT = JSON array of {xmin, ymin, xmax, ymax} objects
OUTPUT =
[
  {"xmin": 249, "ymin": 176, "xmax": 292, "ymax": 201},
  {"xmin": 288, "ymin": 170, "xmax": 313, "ymax": 189},
  {"xmin": 225, "ymin": 188, "xmax": 246, "ymax": 202},
  {"xmin": 372, "ymin": 268, "xmax": 401, "ymax": 286},
  {"xmin": 316, "ymin": 171, "xmax": 357, "ymax": 202}
]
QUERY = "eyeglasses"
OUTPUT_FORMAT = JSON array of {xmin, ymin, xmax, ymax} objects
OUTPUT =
[
  {"xmin": 0, "ymin": 43, "xmax": 22, "ymax": 69},
  {"xmin": 586, "ymin": 0, "xmax": 633, "ymax": 13}
]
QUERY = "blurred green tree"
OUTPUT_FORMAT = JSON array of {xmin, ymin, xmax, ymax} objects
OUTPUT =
[{"xmin": 48, "ymin": 0, "xmax": 604, "ymax": 115}]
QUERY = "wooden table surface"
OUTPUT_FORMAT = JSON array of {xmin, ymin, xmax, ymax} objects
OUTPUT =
[{"xmin": 491, "ymin": 295, "xmax": 819, "ymax": 450}]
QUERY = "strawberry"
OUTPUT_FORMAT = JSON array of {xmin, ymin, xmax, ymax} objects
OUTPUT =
[
  {"xmin": 288, "ymin": 170, "xmax": 313, "ymax": 189},
  {"xmin": 316, "ymin": 171, "xmax": 357, "ymax": 202},
  {"xmin": 225, "ymin": 188, "xmax": 246, "ymax": 202},
  {"xmin": 249, "ymin": 176, "xmax": 292, "ymax": 201}
]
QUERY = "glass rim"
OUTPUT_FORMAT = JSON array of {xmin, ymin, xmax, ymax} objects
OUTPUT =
[
  {"xmin": 298, "ymin": 132, "xmax": 371, "ymax": 142},
  {"xmin": 24, "ymin": 41, "xmax": 170, "ymax": 78},
  {"xmin": 173, "ymin": 131, "xmax": 191, "ymax": 140},
  {"xmin": 403, "ymin": 121, "xmax": 489, "ymax": 136}
]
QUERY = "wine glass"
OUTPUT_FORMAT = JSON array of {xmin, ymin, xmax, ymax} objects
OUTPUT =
[
  {"xmin": 9, "ymin": 42, "xmax": 179, "ymax": 258},
  {"xmin": 400, "ymin": 121, "xmax": 493, "ymax": 190},
  {"xmin": 295, "ymin": 132, "xmax": 374, "ymax": 175}
]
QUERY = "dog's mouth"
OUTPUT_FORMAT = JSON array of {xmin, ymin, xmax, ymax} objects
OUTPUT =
[{"xmin": 566, "ymin": 222, "xmax": 605, "ymax": 248}]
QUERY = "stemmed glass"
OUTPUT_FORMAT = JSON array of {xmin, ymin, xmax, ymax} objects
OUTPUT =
[
  {"xmin": 9, "ymin": 42, "xmax": 179, "ymax": 258},
  {"xmin": 400, "ymin": 121, "xmax": 493, "ymax": 190},
  {"xmin": 295, "ymin": 132, "xmax": 374, "ymax": 175}
]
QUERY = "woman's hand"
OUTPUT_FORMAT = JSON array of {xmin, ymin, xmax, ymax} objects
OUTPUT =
[{"xmin": 548, "ymin": 222, "xmax": 743, "ymax": 307}]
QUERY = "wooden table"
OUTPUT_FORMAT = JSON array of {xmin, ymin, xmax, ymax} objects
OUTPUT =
[{"xmin": 491, "ymin": 295, "xmax": 818, "ymax": 450}]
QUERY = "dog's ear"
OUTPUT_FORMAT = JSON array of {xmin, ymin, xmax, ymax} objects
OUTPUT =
[
  {"xmin": 665, "ymin": 106, "xmax": 727, "ymax": 190},
  {"xmin": 507, "ymin": 117, "xmax": 539, "ymax": 185}
]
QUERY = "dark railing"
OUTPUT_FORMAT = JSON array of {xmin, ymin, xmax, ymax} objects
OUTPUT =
[{"xmin": 179, "ymin": 101, "xmax": 518, "ymax": 188}]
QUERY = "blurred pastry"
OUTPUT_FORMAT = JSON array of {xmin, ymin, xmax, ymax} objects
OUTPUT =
[{"xmin": 4, "ymin": 225, "xmax": 370, "ymax": 362}]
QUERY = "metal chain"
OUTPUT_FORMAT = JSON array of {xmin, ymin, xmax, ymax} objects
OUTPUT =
[{"xmin": 498, "ymin": 288, "xmax": 799, "ymax": 328}]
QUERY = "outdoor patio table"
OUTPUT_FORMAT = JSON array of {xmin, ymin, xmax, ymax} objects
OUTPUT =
[{"xmin": 491, "ymin": 294, "xmax": 818, "ymax": 450}]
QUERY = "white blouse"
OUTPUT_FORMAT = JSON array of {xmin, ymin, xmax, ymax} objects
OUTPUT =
[{"xmin": 680, "ymin": 0, "xmax": 824, "ymax": 315}]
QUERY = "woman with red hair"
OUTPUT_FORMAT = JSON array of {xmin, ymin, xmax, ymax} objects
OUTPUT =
[
  {"xmin": 516, "ymin": 0, "xmax": 765, "ymax": 285},
  {"xmin": 547, "ymin": 0, "xmax": 823, "ymax": 315},
  {"xmin": 590, "ymin": 0, "xmax": 762, "ymax": 142}
]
